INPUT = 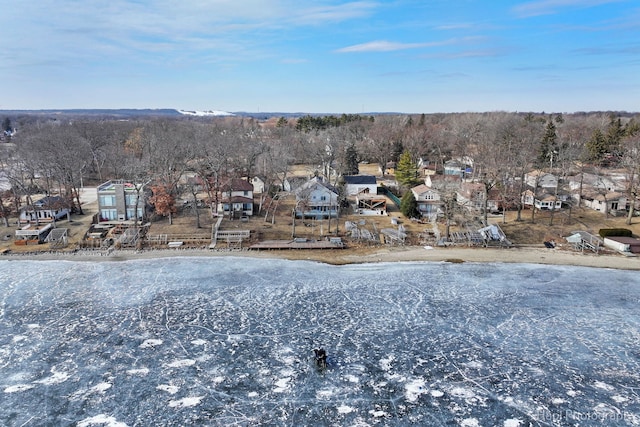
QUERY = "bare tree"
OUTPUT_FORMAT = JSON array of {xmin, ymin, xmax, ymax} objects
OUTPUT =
[{"xmin": 621, "ymin": 131, "xmax": 640, "ymax": 224}]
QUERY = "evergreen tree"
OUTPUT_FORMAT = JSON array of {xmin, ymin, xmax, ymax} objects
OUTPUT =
[
  {"xmin": 400, "ymin": 190, "xmax": 420, "ymax": 218},
  {"xmin": 605, "ymin": 115, "xmax": 625, "ymax": 158},
  {"xmin": 2, "ymin": 118, "xmax": 11, "ymax": 132},
  {"xmin": 276, "ymin": 117, "xmax": 288, "ymax": 128},
  {"xmin": 395, "ymin": 150, "xmax": 418, "ymax": 188},
  {"xmin": 538, "ymin": 118, "xmax": 558, "ymax": 168},
  {"xmin": 343, "ymin": 143, "xmax": 359, "ymax": 175},
  {"xmin": 586, "ymin": 129, "xmax": 607, "ymax": 162},
  {"xmin": 391, "ymin": 140, "xmax": 404, "ymax": 162}
]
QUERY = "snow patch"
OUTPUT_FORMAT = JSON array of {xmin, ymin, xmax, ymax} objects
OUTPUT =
[
  {"xmin": 12, "ymin": 335, "xmax": 27, "ymax": 343},
  {"xmin": 139, "ymin": 339, "xmax": 163, "ymax": 349},
  {"xmin": 464, "ymin": 361, "xmax": 483, "ymax": 369},
  {"xmin": 35, "ymin": 369, "xmax": 70, "ymax": 385},
  {"xmin": 405, "ymin": 378, "xmax": 427, "ymax": 402},
  {"xmin": 612, "ymin": 395, "xmax": 628, "ymax": 403},
  {"xmin": 166, "ymin": 359, "xmax": 196, "ymax": 368},
  {"xmin": 379, "ymin": 355, "xmax": 394, "ymax": 371},
  {"xmin": 4, "ymin": 384, "xmax": 35, "ymax": 393},
  {"xmin": 504, "ymin": 420, "xmax": 522, "ymax": 427},
  {"xmin": 91, "ymin": 382, "xmax": 112, "ymax": 393},
  {"xmin": 76, "ymin": 414, "xmax": 129, "ymax": 427},
  {"xmin": 337, "ymin": 405, "xmax": 354, "ymax": 414},
  {"xmin": 593, "ymin": 381, "xmax": 614, "ymax": 391},
  {"xmin": 344, "ymin": 374, "xmax": 359, "ymax": 383},
  {"xmin": 450, "ymin": 387, "xmax": 476, "ymax": 399},
  {"xmin": 461, "ymin": 418, "xmax": 481, "ymax": 427},
  {"xmin": 273, "ymin": 377, "xmax": 291, "ymax": 393},
  {"xmin": 126, "ymin": 367, "xmax": 149, "ymax": 376},
  {"xmin": 156, "ymin": 384, "xmax": 179, "ymax": 394},
  {"xmin": 168, "ymin": 396, "xmax": 203, "ymax": 408},
  {"xmin": 191, "ymin": 339, "xmax": 207, "ymax": 346}
]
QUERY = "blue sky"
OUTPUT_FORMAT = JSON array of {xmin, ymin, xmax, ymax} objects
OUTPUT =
[{"xmin": 2, "ymin": 0, "xmax": 639, "ymax": 113}]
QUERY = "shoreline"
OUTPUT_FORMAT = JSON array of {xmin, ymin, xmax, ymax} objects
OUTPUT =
[{"xmin": 2, "ymin": 245, "xmax": 639, "ymax": 270}]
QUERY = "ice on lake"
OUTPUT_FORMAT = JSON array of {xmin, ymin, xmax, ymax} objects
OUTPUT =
[{"xmin": 1, "ymin": 257, "xmax": 639, "ymax": 426}]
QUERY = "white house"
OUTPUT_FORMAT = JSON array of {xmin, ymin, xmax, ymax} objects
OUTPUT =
[
  {"xmin": 525, "ymin": 170, "xmax": 558, "ymax": 190},
  {"xmin": 522, "ymin": 189, "xmax": 562, "ymax": 210},
  {"xmin": 581, "ymin": 191, "xmax": 627, "ymax": 215},
  {"xmin": 567, "ymin": 172, "xmax": 625, "ymax": 193},
  {"xmin": 250, "ymin": 176, "xmax": 266, "ymax": 194},
  {"xmin": 343, "ymin": 175, "xmax": 377, "ymax": 197},
  {"xmin": 19, "ymin": 196, "xmax": 70, "ymax": 224},
  {"xmin": 411, "ymin": 184, "xmax": 442, "ymax": 218},
  {"xmin": 294, "ymin": 176, "xmax": 339, "ymax": 219}
]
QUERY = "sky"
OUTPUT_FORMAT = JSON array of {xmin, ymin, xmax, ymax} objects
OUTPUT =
[{"xmin": 1, "ymin": 0, "xmax": 639, "ymax": 114}]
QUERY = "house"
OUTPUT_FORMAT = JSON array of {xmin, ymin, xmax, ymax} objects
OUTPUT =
[
  {"xmin": 411, "ymin": 184, "xmax": 443, "ymax": 219},
  {"xmin": 522, "ymin": 189, "xmax": 562, "ymax": 210},
  {"xmin": 218, "ymin": 178, "xmax": 254, "ymax": 218},
  {"xmin": 343, "ymin": 175, "xmax": 377, "ymax": 197},
  {"xmin": 19, "ymin": 196, "xmax": 70, "ymax": 224},
  {"xmin": 581, "ymin": 191, "xmax": 627, "ymax": 215},
  {"xmin": 417, "ymin": 157, "xmax": 438, "ymax": 176},
  {"xmin": 456, "ymin": 182, "xmax": 485, "ymax": 211},
  {"xmin": 444, "ymin": 158, "xmax": 473, "ymax": 178},
  {"xmin": 424, "ymin": 174, "xmax": 461, "ymax": 189},
  {"xmin": 97, "ymin": 180, "xmax": 147, "ymax": 222},
  {"xmin": 294, "ymin": 176, "xmax": 339, "ymax": 219},
  {"xmin": 251, "ymin": 176, "xmax": 266, "ymax": 194},
  {"xmin": 567, "ymin": 172, "xmax": 625, "ymax": 193},
  {"xmin": 456, "ymin": 182, "xmax": 501, "ymax": 213},
  {"xmin": 525, "ymin": 170, "xmax": 558, "ymax": 190}
]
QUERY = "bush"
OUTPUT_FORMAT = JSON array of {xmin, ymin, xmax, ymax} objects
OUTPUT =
[{"xmin": 598, "ymin": 228, "xmax": 632, "ymax": 238}]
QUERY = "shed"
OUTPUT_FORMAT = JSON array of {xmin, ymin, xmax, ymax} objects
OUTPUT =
[{"xmin": 603, "ymin": 236, "xmax": 640, "ymax": 254}]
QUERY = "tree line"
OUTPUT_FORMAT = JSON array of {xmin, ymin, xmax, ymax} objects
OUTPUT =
[{"xmin": 1, "ymin": 111, "xmax": 639, "ymax": 227}]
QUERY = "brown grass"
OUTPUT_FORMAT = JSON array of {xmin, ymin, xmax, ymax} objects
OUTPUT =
[{"xmin": 2, "ymin": 187, "xmax": 640, "ymax": 258}]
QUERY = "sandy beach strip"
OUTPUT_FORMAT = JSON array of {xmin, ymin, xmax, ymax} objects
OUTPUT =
[{"xmin": 2, "ymin": 245, "xmax": 639, "ymax": 270}]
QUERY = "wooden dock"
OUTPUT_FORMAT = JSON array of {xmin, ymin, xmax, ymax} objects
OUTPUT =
[{"xmin": 249, "ymin": 239, "xmax": 344, "ymax": 250}]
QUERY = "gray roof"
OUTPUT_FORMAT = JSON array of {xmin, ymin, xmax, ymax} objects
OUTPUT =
[{"xmin": 343, "ymin": 175, "xmax": 377, "ymax": 185}]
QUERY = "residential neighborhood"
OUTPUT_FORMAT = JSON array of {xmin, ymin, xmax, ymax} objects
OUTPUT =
[{"xmin": 1, "ymin": 111, "xmax": 640, "ymax": 257}]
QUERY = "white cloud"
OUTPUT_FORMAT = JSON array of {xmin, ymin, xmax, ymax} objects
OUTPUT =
[
  {"xmin": 513, "ymin": 0, "xmax": 625, "ymax": 18},
  {"xmin": 335, "ymin": 36, "xmax": 486, "ymax": 53}
]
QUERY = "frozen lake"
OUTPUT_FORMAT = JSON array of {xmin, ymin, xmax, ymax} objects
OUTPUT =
[{"xmin": 1, "ymin": 258, "xmax": 639, "ymax": 426}]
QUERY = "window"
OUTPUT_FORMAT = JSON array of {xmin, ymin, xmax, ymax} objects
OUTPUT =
[
  {"xmin": 125, "ymin": 194, "xmax": 138, "ymax": 206},
  {"xmin": 126, "ymin": 208, "xmax": 143, "ymax": 219},
  {"xmin": 101, "ymin": 209, "xmax": 118, "ymax": 220},
  {"xmin": 99, "ymin": 195, "xmax": 116, "ymax": 207}
]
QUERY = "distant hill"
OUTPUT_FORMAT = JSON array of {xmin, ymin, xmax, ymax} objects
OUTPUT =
[{"xmin": 0, "ymin": 109, "xmax": 400, "ymax": 120}]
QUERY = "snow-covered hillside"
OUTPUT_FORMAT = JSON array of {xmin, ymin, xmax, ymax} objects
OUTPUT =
[{"xmin": 178, "ymin": 109, "xmax": 234, "ymax": 117}]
